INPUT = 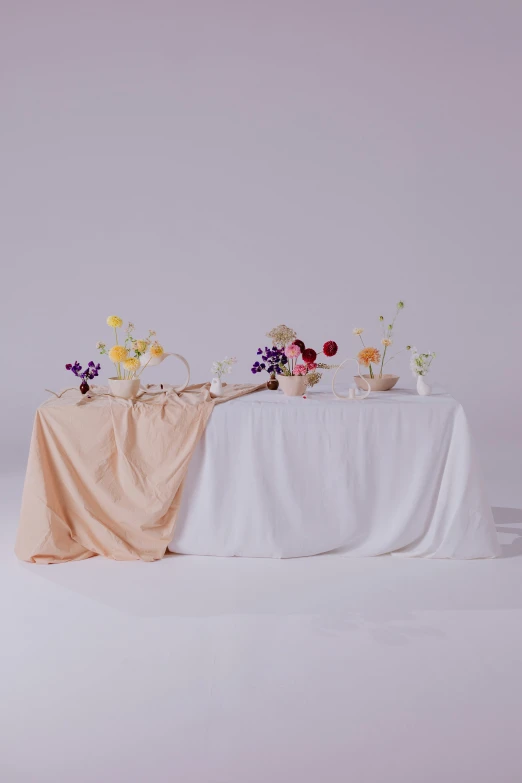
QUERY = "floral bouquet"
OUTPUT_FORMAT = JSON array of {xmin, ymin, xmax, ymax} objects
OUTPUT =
[
  {"xmin": 65, "ymin": 360, "xmax": 101, "ymax": 394},
  {"xmin": 252, "ymin": 324, "xmax": 339, "ymax": 389},
  {"xmin": 97, "ymin": 316, "xmax": 164, "ymax": 379},
  {"xmin": 211, "ymin": 356, "xmax": 237, "ymax": 379},
  {"xmin": 353, "ymin": 301, "xmax": 410, "ymax": 379},
  {"xmin": 410, "ymin": 348, "xmax": 436, "ymax": 377}
]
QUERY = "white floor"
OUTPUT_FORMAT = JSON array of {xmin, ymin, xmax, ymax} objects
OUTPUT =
[{"xmin": 1, "ymin": 474, "xmax": 522, "ymax": 783}]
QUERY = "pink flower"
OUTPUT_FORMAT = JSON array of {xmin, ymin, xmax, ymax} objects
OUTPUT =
[
  {"xmin": 293, "ymin": 364, "xmax": 307, "ymax": 376},
  {"xmin": 285, "ymin": 343, "xmax": 301, "ymax": 358},
  {"xmin": 306, "ymin": 362, "xmax": 317, "ymax": 371}
]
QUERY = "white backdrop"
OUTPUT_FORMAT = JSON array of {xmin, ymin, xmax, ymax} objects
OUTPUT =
[{"xmin": 1, "ymin": 1, "xmax": 521, "ymax": 505}]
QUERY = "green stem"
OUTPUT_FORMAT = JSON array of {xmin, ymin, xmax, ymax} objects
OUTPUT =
[
  {"xmin": 379, "ymin": 346, "xmax": 388, "ymax": 378},
  {"xmin": 113, "ymin": 327, "xmax": 121, "ymax": 378},
  {"xmin": 369, "ymin": 363, "xmax": 374, "ymax": 379},
  {"xmin": 384, "ymin": 347, "xmax": 406, "ymax": 365}
]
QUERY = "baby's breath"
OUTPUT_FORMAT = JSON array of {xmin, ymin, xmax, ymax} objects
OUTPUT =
[{"xmin": 266, "ymin": 324, "xmax": 297, "ymax": 348}]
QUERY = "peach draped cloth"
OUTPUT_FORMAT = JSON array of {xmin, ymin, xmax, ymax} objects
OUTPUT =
[{"xmin": 15, "ymin": 382, "xmax": 265, "ymax": 564}]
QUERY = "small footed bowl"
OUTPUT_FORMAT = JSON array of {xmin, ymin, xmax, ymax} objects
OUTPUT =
[
  {"xmin": 108, "ymin": 377, "xmax": 141, "ymax": 399},
  {"xmin": 354, "ymin": 374, "xmax": 399, "ymax": 392},
  {"xmin": 279, "ymin": 375, "xmax": 307, "ymax": 396}
]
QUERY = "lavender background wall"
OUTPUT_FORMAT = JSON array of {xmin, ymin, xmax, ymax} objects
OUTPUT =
[{"xmin": 1, "ymin": 1, "xmax": 521, "ymax": 504}]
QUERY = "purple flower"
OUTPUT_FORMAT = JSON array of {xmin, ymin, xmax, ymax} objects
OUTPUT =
[{"xmin": 66, "ymin": 360, "xmax": 100, "ymax": 381}]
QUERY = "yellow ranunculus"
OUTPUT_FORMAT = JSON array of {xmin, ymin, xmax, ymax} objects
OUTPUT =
[
  {"xmin": 109, "ymin": 345, "xmax": 129, "ymax": 363},
  {"xmin": 133, "ymin": 339, "xmax": 148, "ymax": 354},
  {"xmin": 124, "ymin": 357, "xmax": 140, "ymax": 372},
  {"xmin": 107, "ymin": 315, "xmax": 123, "ymax": 328},
  {"xmin": 150, "ymin": 343, "xmax": 164, "ymax": 357}
]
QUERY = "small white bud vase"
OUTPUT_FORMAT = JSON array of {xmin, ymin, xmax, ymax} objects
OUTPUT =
[
  {"xmin": 210, "ymin": 377, "xmax": 223, "ymax": 396},
  {"xmin": 416, "ymin": 375, "xmax": 432, "ymax": 396}
]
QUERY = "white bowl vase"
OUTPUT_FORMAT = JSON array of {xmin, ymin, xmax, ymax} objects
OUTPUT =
[
  {"xmin": 108, "ymin": 377, "xmax": 141, "ymax": 399},
  {"xmin": 416, "ymin": 375, "xmax": 432, "ymax": 396},
  {"xmin": 355, "ymin": 373, "xmax": 399, "ymax": 392},
  {"xmin": 279, "ymin": 375, "xmax": 307, "ymax": 396},
  {"xmin": 139, "ymin": 352, "xmax": 191, "ymax": 393}
]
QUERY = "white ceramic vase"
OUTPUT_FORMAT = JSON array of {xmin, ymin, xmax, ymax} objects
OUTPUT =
[
  {"xmin": 210, "ymin": 377, "xmax": 223, "ymax": 396},
  {"xmin": 108, "ymin": 377, "xmax": 141, "ymax": 399},
  {"xmin": 416, "ymin": 375, "xmax": 432, "ymax": 396},
  {"xmin": 279, "ymin": 375, "xmax": 307, "ymax": 397}
]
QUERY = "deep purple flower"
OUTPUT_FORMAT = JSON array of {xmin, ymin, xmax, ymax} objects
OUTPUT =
[{"xmin": 66, "ymin": 360, "xmax": 100, "ymax": 381}]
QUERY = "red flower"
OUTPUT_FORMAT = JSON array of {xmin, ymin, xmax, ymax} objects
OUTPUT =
[
  {"xmin": 323, "ymin": 341, "xmax": 338, "ymax": 357},
  {"xmin": 302, "ymin": 348, "xmax": 317, "ymax": 364},
  {"xmin": 293, "ymin": 339, "xmax": 305, "ymax": 353}
]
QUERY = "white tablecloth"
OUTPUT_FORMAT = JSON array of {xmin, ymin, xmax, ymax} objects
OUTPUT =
[{"xmin": 169, "ymin": 385, "xmax": 499, "ymax": 559}]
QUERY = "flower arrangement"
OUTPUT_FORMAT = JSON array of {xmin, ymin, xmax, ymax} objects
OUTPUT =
[
  {"xmin": 409, "ymin": 348, "xmax": 436, "ymax": 377},
  {"xmin": 353, "ymin": 301, "xmax": 409, "ymax": 379},
  {"xmin": 252, "ymin": 326, "xmax": 338, "ymax": 388},
  {"xmin": 211, "ymin": 356, "xmax": 237, "ymax": 379},
  {"xmin": 97, "ymin": 316, "xmax": 164, "ymax": 379},
  {"xmin": 251, "ymin": 346, "xmax": 288, "ymax": 377},
  {"xmin": 65, "ymin": 360, "xmax": 101, "ymax": 393}
]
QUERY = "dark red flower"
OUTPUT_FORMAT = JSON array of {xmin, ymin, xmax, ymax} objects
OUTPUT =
[
  {"xmin": 302, "ymin": 348, "xmax": 317, "ymax": 364},
  {"xmin": 293, "ymin": 339, "xmax": 305, "ymax": 353},
  {"xmin": 323, "ymin": 341, "xmax": 338, "ymax": 357}
]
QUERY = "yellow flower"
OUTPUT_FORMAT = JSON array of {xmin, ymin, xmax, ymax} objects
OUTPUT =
[
  {"xmin": 133, "ymin": 339, "xmax": 148, "ymax": 354},
  {"xmin": 107, "ymin": 315, "xmax": 123, "ymax": 328},
  {"xmin": 150, "ymin": 343, "xmax": 164, "ymax": 357},
  {"xmin": 353, "ymin": 328, "xmax": 364, "ymax": 335},
  {"xmin": 357, "ymin": 347, "xmax": 381, "ymax": 366},
  {"xmin": 109, "ymin": 345, "xmax": 129, "ymax": 363},
  {"xmin": 381, "ymin": 338, "xmax": 392, "ymax": 347},
  {"xmin": 124, "ymin": 357, "xmax": 140, "ymax": 372}
]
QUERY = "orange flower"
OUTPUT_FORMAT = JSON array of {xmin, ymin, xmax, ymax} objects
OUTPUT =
[{"xmin": 358, "ymin": 346, "xmax": 381, "ymax": 366}]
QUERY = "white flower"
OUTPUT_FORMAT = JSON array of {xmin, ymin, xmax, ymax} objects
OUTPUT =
[
  {"xmin": 211, "ymin": 356, "xmax": 237, "ymax": 379},
  {"xmin": 410, "ymin": 349, "xmax": 436, "ymax": 378},
  {"xmin": 353, "ymin": 328, "xmax": 364, "ymax": 335}
]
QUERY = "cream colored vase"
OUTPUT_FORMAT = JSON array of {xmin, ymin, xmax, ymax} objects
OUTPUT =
[
  {"xmin": 279, "ymin": 375, "xmax": 307, "ymax": 396},
  {"xmin": 354, "ymin": 374, "xmax": 399, "ymax": 392},
  {"xmin": 108, "ymin": 378, "xmax": 141, "ymax": 399},
  {"xmin": 210, "ymin": 377, "xmax": 223, "ymax": 396},
  {"xmin": 416, "ymin": 375, "xmax": 432, "ymax": 396}
]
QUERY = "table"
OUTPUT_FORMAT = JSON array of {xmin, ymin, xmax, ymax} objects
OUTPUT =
[{"xmin": 169, "ymin": 385, "xmax": 499, "ymax": 559}]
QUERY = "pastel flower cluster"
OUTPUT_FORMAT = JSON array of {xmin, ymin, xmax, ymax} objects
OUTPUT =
[
  {"xmin": 98, "ymin": 316, "xmax": 163, "ymax": 379},
  {"xmin": 211, "ymin": 356, "xmax": 237, "ymax": 379}
]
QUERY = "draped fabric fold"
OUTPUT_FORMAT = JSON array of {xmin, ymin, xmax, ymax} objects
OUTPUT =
[{"xmin": 15, "ymin": 382, "xmax": 265, "ymax": 564}]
